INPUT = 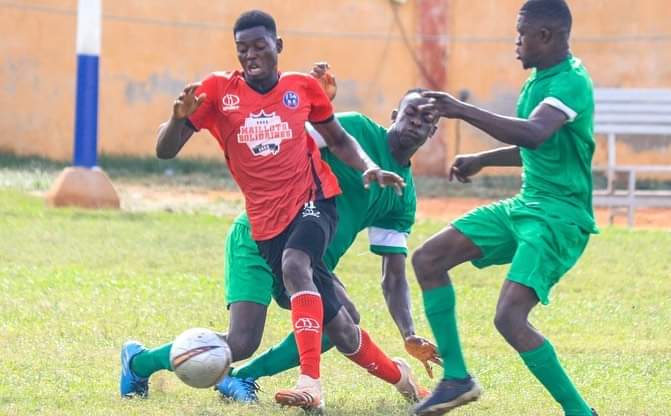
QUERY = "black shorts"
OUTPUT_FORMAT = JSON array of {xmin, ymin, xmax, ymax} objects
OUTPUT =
[{"xmin": 256, "ymin": 198, "xmax": 342, "ymax": 323}]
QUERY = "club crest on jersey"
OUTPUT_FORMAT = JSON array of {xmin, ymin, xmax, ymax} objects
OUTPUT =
[
  {"xmin": 283, "ymin": 91, "xmax": 299, "ymax": 109},
  {"xmin": 237, "ymin": 110, "xmax": 294, "ymax": 156},
  {"xmin": 222, "ymin": 94, "xmax": 240, "ymax": 111}
]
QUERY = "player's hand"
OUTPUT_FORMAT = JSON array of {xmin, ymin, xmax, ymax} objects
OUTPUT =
[
  {"xmin": 449, "ymin": 153, "xmax": 482, "ymax": 183},
  {"xmin": 404, "ymin": 335, "xmax": 443, "ymax": 378},
  {"xmin": 310, "ymin": 62, "xmax": 337, "ymax": 101},
  {"xmin": 362, "ymin": 167, "xmax": 406, "ymax": 195},
  {"xmin": 418, "ymin": 91, "xmax": 465, "ymax": 119},
  {"xmin": 173, "ymin": 82, "xmax": 206, "ymax": 120}
]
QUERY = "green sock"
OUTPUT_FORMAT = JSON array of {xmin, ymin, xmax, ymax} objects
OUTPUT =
[
  {"xmin": 232, "ymin": 332, "xmax": 333, "ymax": 380},
  {"xmin": 520, "ymin": 339, "xmax": 592, "ymax": 416},
  {"xmin": 130, "ymin": 342, "xmax": 173, "ymax": 379},
  {"xmin": 422, "ymin": 284, "xmax": 469, "ymax": 380}
]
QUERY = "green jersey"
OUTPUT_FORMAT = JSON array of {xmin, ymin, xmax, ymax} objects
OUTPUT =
[
  {"xmin": 311, "ymin": 112, "xmax": 416, "ymax": 269},
  {"xmin": 516, "ymin": 55, "xmax": 598, "ymax": 233},
  {"xmin": 234, "ymin": 111, "xmax": 416, "ymax": 271}
]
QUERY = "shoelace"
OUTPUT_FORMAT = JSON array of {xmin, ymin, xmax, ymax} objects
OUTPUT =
[
  {"xmin": 240, "ymin": 379, "xmax": 261, "ymax": 399},
  {"xmin": 127, "ymin": 377, "xmax": 148, "ymax": 397}
]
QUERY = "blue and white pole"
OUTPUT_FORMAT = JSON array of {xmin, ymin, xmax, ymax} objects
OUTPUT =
[
  {"xmin": 46, "ymin": 0, "xmax": 118, "ymax": 208},
  {"xmin": 73, "ymin": 0, "xmax": 101, "ymax": 168}
]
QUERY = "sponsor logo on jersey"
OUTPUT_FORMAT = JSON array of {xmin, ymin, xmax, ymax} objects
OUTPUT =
[
  {"xmin": 283, "ymin": 91, "xmax": 299, "ymax": 109},
  {"xmin": 237, "ymin": 110, "xmax": 294, "ymax": 156},
  {"xmin": 301, "ymin": 201, "xmax": 320, "ymax": 218},
  {"xmin": 222, "ymin": 94, "xmax": 240, "ymax": 111},
  {"xmin": 294, "ymin": 317, "xmax": 321, "ymax": 334}
]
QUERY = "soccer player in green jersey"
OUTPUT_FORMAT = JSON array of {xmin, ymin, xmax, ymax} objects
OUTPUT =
[
  {"xmin": 411, "ymin": 1, "xmax": 599, "ymax": 415},
  {"xmin": 123, "ymin": 64, "xmax": 442, "ymax": 406}
]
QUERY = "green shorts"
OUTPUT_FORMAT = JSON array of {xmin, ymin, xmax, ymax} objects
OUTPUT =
[
  {"xmin": 224, "ymin": 218, "xmax": 288, "ymax": 308},
  {"xmin": 452, "ymin": 197, "xmax": 590, "ymax": 305}
]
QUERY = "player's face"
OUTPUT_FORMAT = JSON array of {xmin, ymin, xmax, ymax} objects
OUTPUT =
[
  {"xmin": 515, "ymin": 14, "xmax": 543, "ymax": 69},
  {"xmin": 391, "ymin": 93, "xmax": 437, "ymax": 149},
  {"xmin": 234, "ymin": 26, "xmax": 280, "ymax": 83}
]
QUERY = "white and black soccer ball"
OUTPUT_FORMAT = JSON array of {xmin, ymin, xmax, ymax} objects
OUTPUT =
[{"xmin": 170, "ymin": 328, "xmax": 232, "ymax": 388}]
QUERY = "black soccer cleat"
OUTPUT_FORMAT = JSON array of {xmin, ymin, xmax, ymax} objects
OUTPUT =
[{"xmin": 411, "ymin": 375, "xmax": 482, "ymax": 415}]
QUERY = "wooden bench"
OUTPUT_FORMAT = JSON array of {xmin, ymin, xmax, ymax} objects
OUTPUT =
[{"xmin": 592, "ymin": 88, "xmax": 671, "ymax": 226}]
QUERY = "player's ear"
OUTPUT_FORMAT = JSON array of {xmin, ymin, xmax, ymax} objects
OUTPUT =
[
  {"xmin": 276, "ymin": 37, "xmax": 284, "ymax": 54},
  {"xmin": 539, "ymin": 27, "xmax": 552, "ymax": 44},
  {"xmin": 391, "ymin": 109, "xmax": 398, "ymax": 122}
]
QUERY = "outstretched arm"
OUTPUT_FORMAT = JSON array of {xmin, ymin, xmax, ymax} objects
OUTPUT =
[
  {"xmin": 449, "ymin": 146, "xmax": 521, "ymax": 183},
  {"xmin": 381, "ymin": 253, "xmax": 415, "ymax": 339},
  {"xmin": 380, "ymin": 253, "xmax": 443, "ymax": 377},
  {"xmin": 422, "ymin": 91, "xmax": 568, "ymax": 149}
]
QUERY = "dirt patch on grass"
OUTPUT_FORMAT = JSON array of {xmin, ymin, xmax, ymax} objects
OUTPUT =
[
  {"xmin": 417, "ymin": 197, "xmax": 671, "ymax": 229},
  {"xmin": 113, "ymin": 182, "xmax": 670, "ymax": 229}
]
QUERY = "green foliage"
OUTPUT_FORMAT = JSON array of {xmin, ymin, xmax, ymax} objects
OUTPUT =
[{"xmin": 1, "ymin": 189, "xmax": 669, "ymax": 415}]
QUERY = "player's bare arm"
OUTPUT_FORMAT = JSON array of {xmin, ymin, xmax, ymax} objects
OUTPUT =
[
  {"xmin": 381, "ymin": 253, "xmax": 442, "ymax": 377},
  {"xmin": 156, "ymin": 83, "xmax": 205, "ymax": 159},
  {"xmin": 381, "ymin": 253, "xmax": 415, "ymax": 339},
  {"xmin": 420, "ymin": 91, "xmax": 567, "ymax": 149},
  {"xmin": 449, "ymin": 146, "xmax": 521, "ymax": 183},
  {"xmin": 312, "ymin": 120, "xmax": 406, "ymax": 195}
]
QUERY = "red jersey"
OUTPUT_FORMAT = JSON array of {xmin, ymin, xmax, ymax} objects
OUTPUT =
[{"xmin": 188, "ymin": 71, "xmax": 342, "ymax": 240}]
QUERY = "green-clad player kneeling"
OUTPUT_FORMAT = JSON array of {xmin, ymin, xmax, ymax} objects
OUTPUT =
[
  {"xmin": 123, "ymin": 64, "xmax": 444, "ymax": 406},
  {"xmin": 411, "ymin": 1, "xmax": 599, "ymax": 415}
]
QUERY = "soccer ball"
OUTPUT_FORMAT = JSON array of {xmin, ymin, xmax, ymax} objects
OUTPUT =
[{"xmin": 170, "ymin": 328, "xmax": 232, "ymax": 388}]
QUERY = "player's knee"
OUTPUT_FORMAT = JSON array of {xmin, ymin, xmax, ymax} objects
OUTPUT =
[
  {"xmin": 343, "ymin": 302, "xmax": 360, "ymax": 325},
  {"xmin": 281, "ymin": 254, "xmax": 311, "ymax": 289},
  {"xmin": 493, "ymin": 307, "xmax": 523, "ymax": 337},
  {"xmin": 226, "ymin": 331, "xmax": 262, "ymax": 361},
  {"xmin": 412, "ymin": 246, "xmax": 443, "ymax": 282},
  {"xmin": 493, "ymin": 311, "xmax": 509, "ymax": 336},
  {"xmin": 325, "ymin": 310, "xmax": 360, "ymax": 353},
  {"xmin": 333, "ymin": 324, "xmax": 360, "ymax": 353}
]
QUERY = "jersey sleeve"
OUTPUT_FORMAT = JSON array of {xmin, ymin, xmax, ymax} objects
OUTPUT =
[
  {"xmin": 188, "ymin": 74, "xmax": 220, "ymax": 131},
  {"xmin": 305, "ymin": 122, "xmax": 327, "ymax": 148},
  {"xmin": 368, "ymin": 186, "xmax": 416, "ymax": 256},
  {"xmin": 541, "ymin": 72, "xmax": 591, "ymax": 123},
  {"xmin": 305, "ymin": 76, "xmax": 334, "ymax": 123},
  {"xmin": 367, "ymin": 227, "xmax": 409, "ymax": 256}
]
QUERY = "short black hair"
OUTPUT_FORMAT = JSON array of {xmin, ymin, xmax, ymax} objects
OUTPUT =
[
  {"xmin": 399, "ymin": 87, "xmax": 428, "ymax": 106},
  {"xmin": 405, "ymin": 87, "xmax": 428, "ymax": 96},
  {"xmin": 520, "ymin": 0, "xmax": 572, "ymax": 34},
  {"xmin": 233, "ymin": 10, "xmax": 277, "ymax": 37}
]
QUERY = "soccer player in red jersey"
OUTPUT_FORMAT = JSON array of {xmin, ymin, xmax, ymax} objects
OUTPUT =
[{"xmin": 151, "ymin": 10, "xmax": 414, "ymax": 410}]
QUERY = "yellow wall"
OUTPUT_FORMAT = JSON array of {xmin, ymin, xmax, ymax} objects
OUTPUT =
[
  {"xmin": 2, "ymin": 0, "xmax": 670, "ymax": 173},
  {"xmin": 1, "ymin": 0, "xmax": 418, "ymax": 161}
]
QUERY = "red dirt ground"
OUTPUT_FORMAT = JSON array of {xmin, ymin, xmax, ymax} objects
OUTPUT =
[
  {"xmin": 116, "ymin": 183, "xmax": 670, "ymax": 230},
  {"xmin": 417, "ymin": 197, "xmax": 671, "ymax": 229}
]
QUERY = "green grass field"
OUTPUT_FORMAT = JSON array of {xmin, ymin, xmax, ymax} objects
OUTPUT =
[{"xmin": 1, "ymin": 188, "xmax": 670, "ymax": 416}]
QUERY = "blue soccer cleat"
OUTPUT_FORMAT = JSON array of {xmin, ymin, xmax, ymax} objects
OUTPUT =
[
  {"xmin": 119, "ymin": 340, "xmax": 149, "ymax": 398},
  {"xmin": 412, "ymin": 375, "xmax": 482, "ymax": 415},
  {"xmin": 215, "ymin": 375, "xmax": 260, "ymax": 403}
]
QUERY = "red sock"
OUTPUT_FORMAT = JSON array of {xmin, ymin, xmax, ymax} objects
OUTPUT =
[
  {"xmin": 290, "ymin": 291, "xmax": 324, "ymax": 379},
  {"xmin": 345, "ymin": 327, "xmax": 402, "ymax": 384}
]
